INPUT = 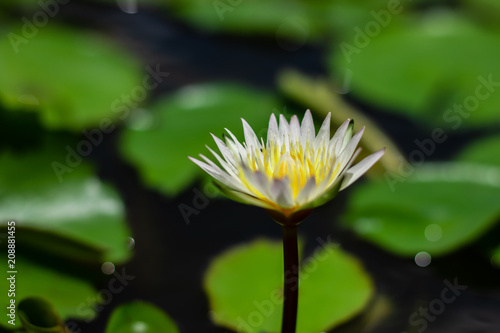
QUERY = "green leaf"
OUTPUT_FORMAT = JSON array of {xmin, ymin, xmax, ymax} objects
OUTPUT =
[
  {"xmin": 460, "ymin": 0, "xmax": 500, "ymax": 26},
  {"xmin": 0, "ymin": 0, "xmax": 162, "ymax": 9},
  {"xmin": 204, "ymin": 238, "xmax": 373, "ymax": 333},
  {"xmin": 0, "ymin": 24, "xmax": 142, "ymax": 131},
  {"xmin": 119, "ymin": 83, "xmax": 279, "ymax": 195},
  {"xmin": 105, "ymin": 301, "xmax": 179, "ymax": 333},
  {"xmin": 170, "ymin": 0, "xmax": 321, "ymax": 39},
  {"xmin": 169, "ymin": 0, "xmax": 416, "ymax": 42},
  {"xmin": 458, "ymin": 135, "xmax": 500, "ymax": 166},
  {"xmin": 0, "ymin": 136, "xmax": 133, "ymax": 264},
  {"xmin": 1, "ymin": 256, "xmax": 97, "ymax": 329},
  {"xmin": 343, "ymin": 163, "xmax": 500, "ymax": 256},
  {"xmin": 18, "ymin": 297, "xmax": 69, "ymax": 333},
  {"xmin": 457, "ymin": 135, "xmax": 500, "ymax": 265},
  {"xmin": 492, "ymin": 245, "xmax": 500, "ymax": 268},
  {"xmin": 330, "ymin": 13, "xmax": 500, "ymax": 129}
]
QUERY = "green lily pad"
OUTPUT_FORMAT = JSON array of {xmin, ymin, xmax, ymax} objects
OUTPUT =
[
  {"xmin": 492, "ymin": 245, "xmax": 500, "ymax": 268},
  {"xmin": 170, "ymin": 0, "xmax": 321, "ymax": 39},
  {"xmin": 0, "ymin": 0, "xmax": 162, "ymax": 8},
  {"xmin": 168, "ymin": 0, "xmax": 420, "ymax": 43},
  {"xmin": 0, "ymin": 136, "xmax": 133, "ymax": 264},
  {"xmin": 343, "ymin": 163, "xmax": 500, "ymax": 257},
  {"xmin": 330, "ymin": 13, "xmax": 500, "ymax": 129},
  {"xmin": 119, "ymin": 83, "xmax": 279, "ymax": 195},
  {"xmin": 458, "ymin": 135, "xmax": 500, "ymax": 265},
  {"xmin": 204, "ymin": 238, "xmax": 373, "ymax": 333},
  {"xmin": 458, "ymin": 135, "xmax": 500, "ymax": 166},
  {"xmin": 1, "ymin": 256, "xmax": 97, "ymax": 329},
  {"xmin": 105, "ymin": 301, "xmax": 179, "ymax": 333},
  {"xmin": 18, "ymin": 297, "xmax": 69, "ymax": 333},
  {"xmin": 0, "ymin": 24, "xmax": 142, "ymax": 131},
  {"xmin": 460, "ymin": 0, "xmax": 500, "ymax": 25}
]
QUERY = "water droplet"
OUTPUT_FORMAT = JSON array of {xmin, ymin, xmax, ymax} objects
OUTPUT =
[
  {"xmin": 131, "ymin": 321, "xmax": 148, "ymax": 332},
  {"xmin": 415, "ymin": 251, "xmax": 431, "ymax": 267},
  {"xmin": 424, "ymin": 224, "xmax": 442, "ymax": 242},
  {"xmin": 127, "ymin": 237, "xmax": 136, "ymax": 250},
  {"xmin": 17, "ymin": 94, "xmax": 39, "ymax": 106},
  {"xmin": 127, "ymin": 109, "xmax": 154, "ymax": 131},
  {"xmin": 101, "ymin": 262, "xmax": 115, "ymax": 275}
]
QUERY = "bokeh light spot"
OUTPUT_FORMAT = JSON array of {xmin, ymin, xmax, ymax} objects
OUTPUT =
[
  {"xmin": 415, "ymin": 251, "xmax": 432, "ymax": 267},
  {"xmin": 101, "ymin": 261, "xmax": 116, "ymax": 275},
  {"xmin": 425, "ymin": 224, "xmax": 442, "ymax": 242}
]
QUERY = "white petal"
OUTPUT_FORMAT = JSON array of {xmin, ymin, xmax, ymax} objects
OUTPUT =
[
  {"xmin": 188, "ymin": 156, "xmax": 241, "ymax": 190},
  {"xmin": 301, "ymin": 109, "xmax": 315, "ymax": 147},
  {"xmin": 242, "ymin": 118, "xmax": 261, "ymax": 151},
  {"xmin": 338, "ymin": 126, "xmax": 365, "ymax": 170},
  {"xmin": 340, "ymin": 148, "xmax": 385, "ymax": 190},
  {"xmin": 279, "ymin": 114, "xmax": 290, "ymax": 145},
  {"xmin": 217, "ymin": 185, "xmax": 275, "ymax": 210},
  {"xmin": 225, "ymin": 128, "xmax": 247, "ymax": 162},
  {"xmin": 211, "ymin": 133, "xmax": 238, "ymax": 167},
  {"xmin": 271, "ymin": 178, "xmax": 294, "ymax": 208},
  {"xmin": 295, "ymin": 176, "xmax": 317, "ymax": 205},
  {"xmin": 329, "ymin": 118, "xmax": 351, "ymax": 156},
  {"xmin": 340, "ymin": 120, "xmax": 355, "ymax": 153},
  {"xmin": 205, "ymin": 146, "xmax": 238, "ymax": 178},
  {"xmin": 267, "ymin": 114, "xmax": 279, "ymax": 145},
  {"xmin": 241, "ymin": 166, "xmax": 273, "ymax": 199},
  {"xmin": 311, "ymin": 148, "xmax": 361, "ymax": 202},
  {"xmin": 313, "ymin": 112, "xmax": 331, "ymax": 149},
  {"xmin": 289, "ymin": 115, "xmax": 301, "ymax": 144}
]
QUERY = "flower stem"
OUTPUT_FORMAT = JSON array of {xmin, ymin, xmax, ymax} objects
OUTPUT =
[{"xmin": 281, "ymin": 225, "xmax": 299, "ymax": 333}]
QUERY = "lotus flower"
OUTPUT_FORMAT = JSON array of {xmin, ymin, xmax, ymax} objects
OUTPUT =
[{"xmin": 189, "ymin": 110, "xmax": 384, "ymax": 225}]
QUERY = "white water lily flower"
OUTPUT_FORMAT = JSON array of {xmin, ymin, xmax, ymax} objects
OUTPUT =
[{"xmin": 189, "ymin": 110, "xmax": 385, "ymax": 225}]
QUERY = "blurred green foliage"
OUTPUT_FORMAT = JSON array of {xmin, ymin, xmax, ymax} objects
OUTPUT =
[
  {"xmin": 0, "ymin": 25, "xmax": 142, "ymax": 131},
  {"xmin": 0, "ymin": 258, "xmax": 97, "ymax": 329},
  {"xmin": 204, "ymin": 239, "xmax": 373, "ymax": 333},
  {"xmin": 0, "ymin": 136, "xmax": 132, "ymax": 264},
  {"xmin": 0, "ymin": 0, "xmax": 499, "ymax": 331},
  {"xmin": 168, "ymin": 0, "xmax": 425, "ymax": 41},
  {"xmin": 120, "ymin": 83, "xmax": 279, "ymax": 195},
  {"xmin": 343, "ymin": 163, "xmax": 500, "ymax": 256},
  {"xmin": 331, "ymin": 12, "xmax": 500, "ymax": 129},
  {"xmin": 459, "ymin": 135, "xmax": 500, "ymax": 165},
  {"xmin": 344, "ymin": 135, "xmax": 500, "ymax": 257},
  {"xmin": 105, "ymin": 301, "xmax": 179, "ymax": 333},
  {"xmin": 1, "ymin": 297, "xmax": 179, "ymax": 333},
  {"xmin": 18, "ymin": 297, "xmax": 70, "ymax": 333}
]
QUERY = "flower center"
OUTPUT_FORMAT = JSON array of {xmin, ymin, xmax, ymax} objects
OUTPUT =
[{"xmin": 243, "ymin": 139, "xmax": 339, "ymax": 199}]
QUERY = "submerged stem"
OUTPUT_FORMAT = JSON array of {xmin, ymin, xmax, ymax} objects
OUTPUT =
[{"xmin": 281, "ymin": 225, "xmax": 299, "ymax": 333}]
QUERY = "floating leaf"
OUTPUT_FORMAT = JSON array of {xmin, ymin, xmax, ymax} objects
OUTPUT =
[
  {"xmin": 170, "ymin": 0, "xmax": 320, "ymax": 39},
  {"xmin": 458, "ymin": 135, "xmax": 500, "ymax": 166},
  {"xmin": 1, "ymin": 256, "xmax": 97, "ymax": 329},
  {"xmin": 343, "ymin": 163, "xmax": 500, "ymax": 256},
  {"xmin": 457, "ymin": 135, "xmax": 500, "ymax": 265},
  {"xmin": 18, "ymin": 297, "xmax": 69, "ymax": 333},
  {"xmin": 0, "ymin": 0, "xmax": 162, "ymax": 10},
  {"xmin": 0, "ymin": 24, "xmax": 142, "ymax": 131},
  {"xmin": 120, "ymin": 83, "xmax": 279, "ymax": 195},
  {"xmin": 0, "ymin": 136, "xmax": 133, "ymax": 264},
  {"xmin": 330, "ymin": 13, "xmax": 500, "ymax": 129},
  {"xmin": 168, "ymin": 0, "xmax": 419, "ymax": 43},
  {"xmin": 204, "ymin": 238, "xmax": 373, "ymax": 333},
  {"xmin": 492, "ymin": 245, "xmax": 500, "ymax": 268},
  {"xmin": 460, "ymin": 0, "xmax": 500, "ymax": 25},
  {"xmin": 105, "ymin": 301, "xmax": 179, "ymax": 333}
]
